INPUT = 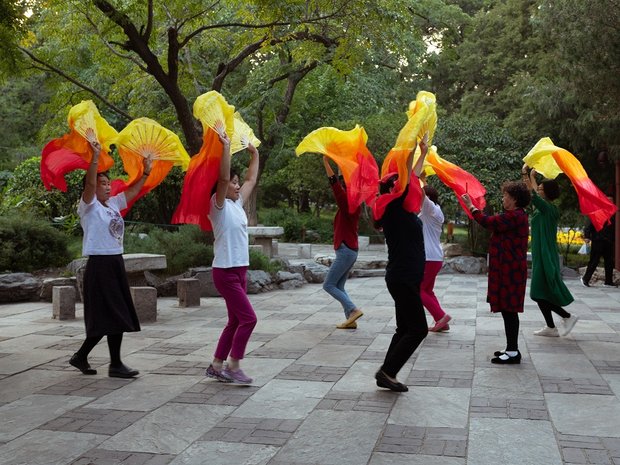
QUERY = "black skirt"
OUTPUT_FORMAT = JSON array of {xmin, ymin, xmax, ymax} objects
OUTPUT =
[{"xmin": 83, "ymin": 255, "xmax": 141, "ymax": 337}]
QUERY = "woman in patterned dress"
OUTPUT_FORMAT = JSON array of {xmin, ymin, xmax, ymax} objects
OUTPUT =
[{"xmin": 462, "ymin": 181, "xmax": 531, "ymax": 364}]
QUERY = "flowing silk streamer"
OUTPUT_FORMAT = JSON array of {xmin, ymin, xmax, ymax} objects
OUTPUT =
[
  {"xmin": 40, "ymin": 100, "xmax": 117, "ymax": 191},
  {"xmin": 172, "ymin": 91, "xmax": 236, "ymax": 231},
  {"xmin": 295, "ymin": 125, "xmax": 379, "ymax": 213},
  {"xmin": 380, "ymin": 91, "xmax": 437, "ymax": 194},
  {"xmin": 373, "ymin": 91, "xmax": 437, "ymax": 220},
  {"xmin": 424, "ymin": 147, "xmax": 487, "ymax": 218},
  {"xmin": 110, "ymin": 117, "xmax": 190, "ymax": 215},
  {"xmin": 523, "ymin": 137, "xmax": 617, "ymax": 231}
]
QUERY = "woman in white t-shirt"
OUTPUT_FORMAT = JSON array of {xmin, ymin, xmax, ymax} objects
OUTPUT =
[
  {"xmin": 70, "ymin": 129, "xmax": 151, "ymax": 378},
  {"xmin": 205, "ymin": 129, "xmax": 259, "ymax": 385},
  {"xmin": 419, "ymin": 184, "xmax": 451, "ymax": 332}
]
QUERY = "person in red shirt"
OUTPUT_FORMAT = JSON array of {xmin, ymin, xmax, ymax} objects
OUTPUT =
[{"xmin": 322, "ymin": 156, "xmax": 364, "ymax": 329}]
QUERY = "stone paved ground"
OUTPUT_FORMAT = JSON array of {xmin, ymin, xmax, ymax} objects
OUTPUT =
[{"xmin": 1, "ymin": 245, "xmax": 619, "ymax": 465}]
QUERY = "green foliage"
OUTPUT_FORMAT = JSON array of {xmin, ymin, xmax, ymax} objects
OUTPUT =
[
  {"xmin": 0, "ymin": 156, "xmax": 83, "ymax": 219},
  {"xmin": 125, "ymin": 166, "xmax": 185, "ymax": 225},
  {"xmin": 123, "ymin": 225, "xmax": 214, "ymax": 275},
  {"xmin": 432, "ymin": 114, "xmax": 524, "ymax": 216},
  {"xmin": 249, "ymin": 248, "xmax": 281, "ymax": 274},
  {"xmin": 259, "ymin": 208, "xmax": 333, "ymax": 243},
  {"xmin": 0, "ymin": 214, "xmax": 71, "ymax": 272}
]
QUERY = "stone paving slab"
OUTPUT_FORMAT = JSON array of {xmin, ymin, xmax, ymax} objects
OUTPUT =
[{"xmin": 0, "ymin": 265, "xmax": 619, "ymax": 464}]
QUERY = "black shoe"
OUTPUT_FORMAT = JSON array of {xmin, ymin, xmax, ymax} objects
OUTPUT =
[
  {"xmin": 375, "ymin": 370, "xmax": 409, "ymax": 392},
  {"xmin": 109, "ymin": 363, "xmax": 139, "ymax": 378},
  {"xmin": 493, "ymin": 350, "xmax": 506, "ymax": 357},
  {"xmin": 70, "ymin": 354, "xmax": 97, "ymax": 375},
  {"xmin": 491, "ymin": 351, "xmax": 521, "ymax": 364}
]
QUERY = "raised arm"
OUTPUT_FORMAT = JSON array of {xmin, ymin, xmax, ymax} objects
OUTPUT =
[
  {"xmin": 522, "ymin": 163, "xmax": 538, "ymax": 192},
  {"xmin": 123, "ymin": 156, "xmax": 153, "ymax": 204},
  {"xmin": 82, "ymin": 129, "xmax": 101, "ymax": 204},
  {"xmin": 239, "ymin": 143, "xmax": 259, "ymax": 202},
  {"xmin": 412, "ymin": 133, "xmax": 429, "ymax": 179},
  {"xmin": 214, "ymin": 127, "xmax": 232, "ymax": 208},
  {"xmin": 323, "ymin": 156, "xmax": 335, "ymax": 177}
]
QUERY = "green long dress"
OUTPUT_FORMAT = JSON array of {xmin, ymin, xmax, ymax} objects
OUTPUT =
[{"xmin": 529, "ymin": 193, "xmax": 574, "ymax": 306}]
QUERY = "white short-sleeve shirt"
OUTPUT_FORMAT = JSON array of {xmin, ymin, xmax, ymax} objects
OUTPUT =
[
  {"xmin": 419, "ymin": 196, "xmax": 445, "ymax": 262},
  {"xmin": 78, "ymin": 193, "xmax": 127, "ymax": 256},
  {"xmin": 208, "ymin": 193, "xmax": 249, "ymax": 268}
]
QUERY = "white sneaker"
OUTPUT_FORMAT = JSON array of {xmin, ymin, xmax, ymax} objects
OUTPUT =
[
  {"xmin": 560, "ymin": 315, "xmax": 579, "ymax": 336},
  {"xmin": 534, "ymin": 326, "xmax": 559, "ymax": 337}
]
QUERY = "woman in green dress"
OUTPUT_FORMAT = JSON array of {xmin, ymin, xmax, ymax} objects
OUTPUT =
[{"xmin": 522, "ymin": 164, "xmax": 578, "ymax": 337}]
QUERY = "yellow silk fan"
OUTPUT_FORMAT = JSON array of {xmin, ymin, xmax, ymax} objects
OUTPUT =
[
  {"xmin": 115, "ymin": 118, "xmax": 190, "ymax": 169},
  {"xmin": 193, "ymin": 91, "xmax": 235, "ymax": 138},
  {"xmin": 68, "ymin": 100, "xmax": 118, "ymax": 151},
  {"xmin": 231, "ymin": 112, "xmax": 261, "ymax": 155}
]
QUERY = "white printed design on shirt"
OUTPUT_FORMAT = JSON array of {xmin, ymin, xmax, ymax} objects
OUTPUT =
[{"xmin": 107, "ymin": 209, "xmax": 124, "ymax": 246}]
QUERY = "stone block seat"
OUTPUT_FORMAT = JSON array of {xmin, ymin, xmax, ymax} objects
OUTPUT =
[
  {"xmin": 130, "ymin": 286, "xmax": 158, "ymax": 322},
  {"xmin": 52, "ymin": 286, "xmax": 76, "ymax": 320},
  {"xmin": 247, "ymin": 226, "xmax": 284, "ymax": 258},
  {"xmin": 177, "ymin": 278, "xmax": 201, "ymax": 307}
]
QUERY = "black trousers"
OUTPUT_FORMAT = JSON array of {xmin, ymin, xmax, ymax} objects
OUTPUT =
[
  {"xmin": 381, "ymin": 280, "xmax": 428, "ymax": 378},
  {"xmin": 533, "ymin": 298, "xmax": 570, "ymax": 328},
  {"xmin": 583, "ymin": 240, "xmax": 615, "ymax": 285},
  {"xmin": 501, "ymin": 312, "xmax": 520, "ymax": 352}
]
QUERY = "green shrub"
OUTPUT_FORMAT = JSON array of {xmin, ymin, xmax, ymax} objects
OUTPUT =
[
  {"xmin": 249, "ymin": 249, "xmax": 281, "ymax": 274},
  {"xmin": 0, "ymin": 157, "xmax": 83, "ymax": 219},
  {"xmin": 124, "ymin": 225, "xmax": 214, "ymax": 275},
  {"xmin": 260, "ymin": 208, "xmax": 333, "ymax": 243},
  {"xmin": 0, "ymin": 215, "xmax": 72, "ymax": 272}
]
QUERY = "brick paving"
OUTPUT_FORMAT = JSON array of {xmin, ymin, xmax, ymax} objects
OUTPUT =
[{"xmin": 0, "ymin": 249, "xmax": 619, "ymax": 464}]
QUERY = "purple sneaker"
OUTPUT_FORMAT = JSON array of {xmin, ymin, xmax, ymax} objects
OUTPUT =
[
  {"xmin": 205, "ymin": 364, "xmax": 232, "ymax": 383},
  {"xmin": 221, "ymin": 367, "xmax": 253, "ymax": 385}
]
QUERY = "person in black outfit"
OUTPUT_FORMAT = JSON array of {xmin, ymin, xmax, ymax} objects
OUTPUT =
[
  {"xmin": 582, "ymin": 205, "xmax": 616, "ymax": 287},
  {"xmin": 373, "ymin": 136, "xmax": 429, "ymax": 392}
]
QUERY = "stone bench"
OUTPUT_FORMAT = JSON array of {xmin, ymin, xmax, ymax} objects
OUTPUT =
[
  {"xmin": 130, "ymin": 286, "xmax": 157, "ymax": 323},
  {"xmin": 70, "ymin": 253, "xmax": 167, "ymax": 301},
  {"xmin": 178, "ymin": 278, "xmax": 201, "ymax": 307},
  {"xmin": 52, "ymin": 286, "xmax": 76, "ymax": 320},
  {"xmin": 247, "ymin": 226, "xmax": 284, "ymax": 258}
]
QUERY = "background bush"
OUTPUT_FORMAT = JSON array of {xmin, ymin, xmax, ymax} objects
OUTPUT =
[
  {"xmin": 260, "ymin": 208, "xmax": 334, "ymax": 243},
  {"xmin": 124, "ymin": 225, "xmax": 214, "ymax": 275},
  {"xmin": 0, "ymin": 215, "xmax": 72, "ymax": 272},
  {"xmin": 0, "ymin": 156, "xmax": 83, "ymax": 220}
]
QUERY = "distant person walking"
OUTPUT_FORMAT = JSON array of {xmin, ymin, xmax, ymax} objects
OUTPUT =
[
  {"xmin": 322, "ymin": 156, "xmax": 364, "ymax": 329},
  {"xmin": 582, "ymin": 202, "xmax": 616, "ymax": 287},
  {"xmin": 70, "ymin": 129, "xmax": 149, "ymax": 378},
  {"xmin": 522, "ymin": 165, "xmax": 578, "ymax": 337},
  {"xmin": 462, "ymin": 181, "xmax": 531, "ymax": 364},
  {"xmin": 418, "ymin": 180, "xmax": 451, "ymax": 332}
]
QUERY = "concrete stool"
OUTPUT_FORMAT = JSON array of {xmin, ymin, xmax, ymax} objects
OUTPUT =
[
  {"xmin": 358, "ymin": 236, "xmax": 370, "ymax": 250},
  {"xmin": 298, "ymin": 243, "xmax": 313, "ymax": 259},
  {"xmin": 178, "ymin": 278, "xmax": 201, "ymax": 307},
  {"xmin": 52, "ymin": 286, "xmax": 76, "ymax": 320},
  {"xmin": 130, "ymin": 286, "xmax": 157, "ymax": 323}
]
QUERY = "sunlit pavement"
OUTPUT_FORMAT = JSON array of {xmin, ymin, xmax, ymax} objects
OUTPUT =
[{"xmin": 1, "ymin": 246, "xmax": 619, "ymax": 465}]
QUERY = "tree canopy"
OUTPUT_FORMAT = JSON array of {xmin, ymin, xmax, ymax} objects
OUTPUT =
[{"xmin": 1, "ymin": 0, "xmax": 618, "ymax": 226}]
